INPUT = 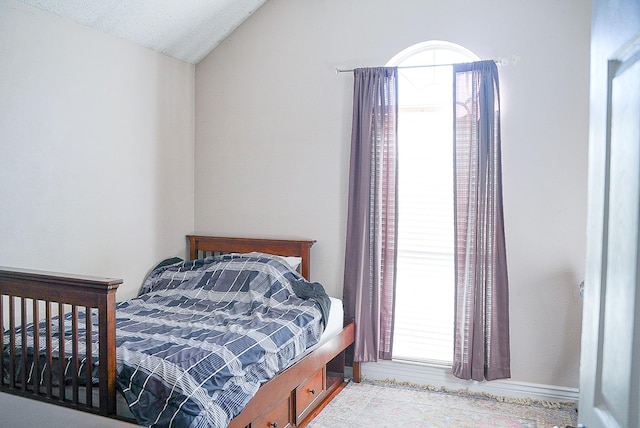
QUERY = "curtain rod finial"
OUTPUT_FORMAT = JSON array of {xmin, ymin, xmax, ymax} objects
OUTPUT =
[{"xmin": 495, "ymin": 55, "xmax": 521, "ymax": 66}]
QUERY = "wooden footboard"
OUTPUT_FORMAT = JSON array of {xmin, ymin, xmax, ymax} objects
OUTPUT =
[{"xmin": 0, "ymin": 267, "xmax": 121, "ymax": 417}]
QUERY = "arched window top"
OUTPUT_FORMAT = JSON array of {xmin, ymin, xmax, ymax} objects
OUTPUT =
[
  {"xmin": 386, "ymin": 41, "xmax": 479, "ymax": 109},
  {"xmin": 386, "ymin": 40, "xmax": 480, "ymax": 67}
]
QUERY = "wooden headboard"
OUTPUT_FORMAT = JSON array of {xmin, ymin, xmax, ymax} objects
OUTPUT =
[{"xmin": 186, "ymin": 235, "xmax": 316, "ymax": 280}]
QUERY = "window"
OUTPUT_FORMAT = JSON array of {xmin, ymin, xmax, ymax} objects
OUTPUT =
[{"xmin": 389, "ymin": 41, "xmax": 479, "ymax": 365}]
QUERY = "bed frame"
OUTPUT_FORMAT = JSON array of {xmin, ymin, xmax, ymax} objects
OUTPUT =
[{"xmin": 0, "ymin": 235, "xmax": 359, "ymax": 427}]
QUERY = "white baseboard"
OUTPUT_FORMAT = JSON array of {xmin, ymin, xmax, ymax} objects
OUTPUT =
[{"xmin": 356, "ymin": 360, "xmax": 579, "ymax": 404}]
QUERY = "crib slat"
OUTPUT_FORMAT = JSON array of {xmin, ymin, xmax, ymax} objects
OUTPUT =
[
  {"xmin": 32, "ymin": 299, "xmax": 40, "ymax": 393},
  {"xmin": 85, "ymin": 306, "xmax": 93, "ymax": 408},
  {"xmin": 58, "ymin": 302, "xmax": 65, "ymax": 402},
  {"xmin": 20, "ymin": 297, "xmax": 27, "ymax": 392},
  {"xmin": 71, "ymin": 305, "xmax": 79, "ymax": 405},
  {"xmin": 9, "ymin": 296, "xmax": 15, "ymax": 388},
  {"xmin": 45, "ymin": 301, "xmax": 53, "ymax": 398}
]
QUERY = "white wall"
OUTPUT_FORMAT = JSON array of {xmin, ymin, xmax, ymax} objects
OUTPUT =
[
  {"xmin": 195, "ymin": 0, "xmax": 591, "ymax": 389},
  {"xmin": 0, "ymin": 0, "xmax": 195, "ymax": 300}
]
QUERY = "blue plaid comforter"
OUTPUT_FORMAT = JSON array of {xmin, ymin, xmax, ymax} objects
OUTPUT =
[
  {"xmin": 3, "ymin": 253, "xmax": 326, "ymax": 428},
  {"xmin": 118, "ymin": 253, "xmax": 325, "ymax": 427}
]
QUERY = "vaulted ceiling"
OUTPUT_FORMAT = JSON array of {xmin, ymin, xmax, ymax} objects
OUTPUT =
[{"xmin": 16, "ymin": 0, "xmax": 268, "ymax": 64}]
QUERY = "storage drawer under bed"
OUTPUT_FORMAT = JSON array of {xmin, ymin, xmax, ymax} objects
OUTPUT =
[
  {"xmin": 295, "ymin": 368, "xmax": 325, "ymax": 422},
  {"xmin": 251, "ymin": 393, "xmax": 293, "ymax": 428}
]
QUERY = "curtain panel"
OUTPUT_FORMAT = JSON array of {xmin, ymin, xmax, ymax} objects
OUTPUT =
[
  {"xmin": 343, "ymin": 67, "xmax": 399, "ymax": 362},
  {"xmin": 452, "ymin": 60, "xmax": 511, "ymax": 381}
]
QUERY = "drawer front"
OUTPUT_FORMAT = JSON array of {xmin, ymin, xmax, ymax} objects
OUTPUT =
[
  {"xmin": 295, "ymin": 368, "xmax": 325, "ymax": 420},
  {"xmin": 251, "ymin": 394, "xmax": 293, "ymax": 428}
]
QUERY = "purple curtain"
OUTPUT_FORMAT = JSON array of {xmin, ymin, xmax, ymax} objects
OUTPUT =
[
  {"xmin": 343, "ymin": 67, "xmax": 398, "ymax": 362},
  {"xmin": 452, "ymin": 61, "xmax": 511, "ymax": 381}
]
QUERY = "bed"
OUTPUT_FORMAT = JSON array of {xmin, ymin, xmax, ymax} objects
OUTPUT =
[{"xmin": 0, "ymin": 235, "xmax": 359, "ymax": 427}]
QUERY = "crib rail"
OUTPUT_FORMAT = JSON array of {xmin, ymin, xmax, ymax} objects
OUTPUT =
[{"xmin": 0, "ymin": 267, "xmax": 121, "ymax": 416}]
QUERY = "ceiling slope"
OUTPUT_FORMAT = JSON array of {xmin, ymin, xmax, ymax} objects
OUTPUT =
[{"xmin": 16, "ymin": 0, "xmax": 268, "ymax": 64}]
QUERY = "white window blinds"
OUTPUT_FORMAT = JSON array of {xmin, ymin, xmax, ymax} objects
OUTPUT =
[{"xmin": 393, "ymin": 105, "xmax": 455, "ymax": 364}]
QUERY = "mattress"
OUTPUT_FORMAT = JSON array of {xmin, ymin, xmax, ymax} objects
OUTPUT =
[{"xmin": 307, "ymin": 297, "xmax": 343, "ymax": 349}]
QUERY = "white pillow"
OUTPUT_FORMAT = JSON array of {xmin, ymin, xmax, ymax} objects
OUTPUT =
[
  {"xmin": 236, "ymin": 252, "xmax": 303, "ymax": 272},
  {"xmin": 280, "ymin": 256, "xmax": 302, "ymax": 271}
]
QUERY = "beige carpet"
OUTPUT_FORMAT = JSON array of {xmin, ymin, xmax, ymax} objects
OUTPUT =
[{"xmin": 308, "ymin": 381, "xmax": 578, "ymax": 428}]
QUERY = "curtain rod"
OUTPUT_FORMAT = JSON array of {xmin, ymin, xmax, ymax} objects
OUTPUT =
[{"xmin": 335, "ymin": 56, "xmax": 518, "ymax": 74}]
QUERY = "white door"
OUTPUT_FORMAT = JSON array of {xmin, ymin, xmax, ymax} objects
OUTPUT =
[{"xmin": 579, "ymin": 1, "xmax": 640, "ymax": 427}]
